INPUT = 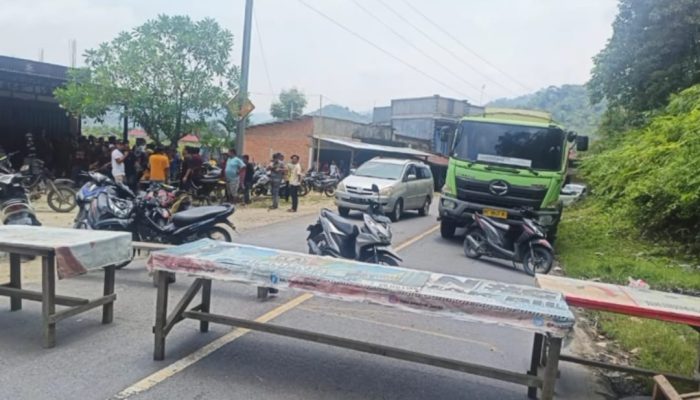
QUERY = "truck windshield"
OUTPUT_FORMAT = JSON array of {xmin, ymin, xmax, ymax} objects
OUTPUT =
[
  {"xmin": 452, "ymin": 120, "xmax": 564, "ymax": 171},
  {"xmin": 354, "ymin": 161, "xmax": 403, "ymax": 180}
]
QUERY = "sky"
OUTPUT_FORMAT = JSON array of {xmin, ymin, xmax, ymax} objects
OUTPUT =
[{"xmin": 0, "ymin": 0, "xmax": 618, "ymax": 119}]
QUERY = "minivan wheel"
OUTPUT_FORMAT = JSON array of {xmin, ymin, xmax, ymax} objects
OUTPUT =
[
  {"xmin": 418, "ymin": 197, "xmax": 430, "ymax": 216},
  {"xmin": 390, "ymin": 199, "xmax": 403, "ymax": 222}
]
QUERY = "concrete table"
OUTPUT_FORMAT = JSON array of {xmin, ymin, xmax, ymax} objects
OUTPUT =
[
  {"xmin": 148, "ymin": 239, "xmax": 575, "ymax": 399},
  {"xmin": 537, "ymin": 274, "xmax": 700, "ymax": 385},
  {"xmin": 0, "ymin": 226, "xmax": 132, "ymax": 348}
]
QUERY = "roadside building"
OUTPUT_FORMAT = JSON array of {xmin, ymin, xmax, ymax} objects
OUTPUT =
[
  {"xmin": 0, "ymin": 55, "xmax": 78, "ymax": 172},
  {"xmin": 373, "ymin": 95, "xmax": 484, "ymax": 155}
]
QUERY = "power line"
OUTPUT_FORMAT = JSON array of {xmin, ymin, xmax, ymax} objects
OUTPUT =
[
  {"xmin": 296, "ymin": 0, "xmax": 475, "ymax": 102},
  {"xmin": 253, "ymin": 10, "xmax": 275, "ymax": 96},
  {"xmin": 349, "ymin": 0, "xmax": 483, "ymax": 96},
  {"xmin": 376, "ymin": 0, "xmax": 518, "ymax": 97},
  {"xmin": 400, "ymin": 0, "xmax": 533, "ymax": 92}
]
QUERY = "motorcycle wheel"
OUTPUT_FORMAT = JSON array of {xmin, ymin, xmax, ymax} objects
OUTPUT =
[
  {"xmin": 298, "ymin": 183, "xmax": 309, "ymax": 197},
  {"xmin": 464, "ymin": 228, "xmax": 486, "ymax": 259},
  {"xmin": 522, "ymin": 245, "xmax": 554, "ymax": 276},
  {"xmin": 47, "ymin": 186, "xmax": 77, "ymax": 213},
  {"xmin": 323, "ymin": 185, "xmax": 336, "ymax": 197},
  {"xmin": 206, "ymin": 226, "xmax": 232, "ymax": 242},
  {"xmin": 367, "ymin": 253, "xmax": 400, "ymax": 266}
]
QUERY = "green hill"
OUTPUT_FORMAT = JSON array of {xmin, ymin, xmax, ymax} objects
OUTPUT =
[
  {"xmin": 308, "ymin": 104, "xmax": 371, "ymax": 124},
  {"xmin": 488, "ymin": 84, "xmax": 605, "ymax": 137}
]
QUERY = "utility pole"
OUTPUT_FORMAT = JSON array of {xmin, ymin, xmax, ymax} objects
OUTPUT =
[
  {"xmin": 315, "ymin": 95, "xmax": 323, "ymax": 170},
  {"xmin": 235, "ymin": 0, "xmax": 254, "ymax": 154}
]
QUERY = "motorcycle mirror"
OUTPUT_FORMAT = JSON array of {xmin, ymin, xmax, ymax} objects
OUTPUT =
[{"xmin": 371, "ymin": 184, "xmax": 379, "ymax": 193}]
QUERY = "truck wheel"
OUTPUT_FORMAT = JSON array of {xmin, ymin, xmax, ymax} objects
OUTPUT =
[
  {"xmin": 338, "ymin": 207, "xmax": 350, "ymax": 217},
  {"xmin": 440, "ymin": 219, "xmax": 456, "ymax": 239}
]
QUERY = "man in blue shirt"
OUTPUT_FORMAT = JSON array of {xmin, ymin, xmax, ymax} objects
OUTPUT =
[{"xmin": 225, "ymin": 148, "xmax": 246, "ymax": 204}]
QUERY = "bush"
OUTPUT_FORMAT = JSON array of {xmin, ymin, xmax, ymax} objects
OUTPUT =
[{"xmin": 583, "ymin": 85, "xmax": 700, "ymax": 243}]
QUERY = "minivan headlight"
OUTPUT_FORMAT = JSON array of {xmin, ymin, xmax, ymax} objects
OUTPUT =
[
  {"xmin": 337, "ymin": 181, "xmax": 346, "ymax": 192},
  {"xmin": 379, "ymin": 186, "xmax": 392, "ymax": 196}
]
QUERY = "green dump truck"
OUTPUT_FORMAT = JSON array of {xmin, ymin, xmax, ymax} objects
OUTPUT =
[{"xmin": 438, "ymin": 108, "xmax": 587, "ymax": 241}]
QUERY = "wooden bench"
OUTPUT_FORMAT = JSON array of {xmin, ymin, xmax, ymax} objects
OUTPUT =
[
  {"xmin": 537, "ymin": 275, "xmax": 700, "ymax": 386},
  {"xmin": 0, "ymin": 226, "xmax": 131, "ymax": 348},
  {"xmin": 147, "ymin": 239, "xmax": 576, "ymax": 400},
  {"xmin": 653, "ymin": 375, "xmax": 700, "ymax": 400}
]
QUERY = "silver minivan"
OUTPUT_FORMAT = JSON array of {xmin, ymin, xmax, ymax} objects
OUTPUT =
[{"xmin": 335, "ymin": 158, "xmax": 434, "ymax": 222}]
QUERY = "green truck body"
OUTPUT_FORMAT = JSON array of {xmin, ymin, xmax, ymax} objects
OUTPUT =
[{"xmin": 438, "ymin": 108, "xmax": 584, "ymax": 240}]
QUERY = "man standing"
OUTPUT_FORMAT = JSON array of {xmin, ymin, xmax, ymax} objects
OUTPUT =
[
  {"xmin": 242, "ymin": 155, "xmax": 254, "ymax": 205},
  {"xmin": 149, "ymin": 146, "xmax": 170, "ymax": 184},
  {"xmin": 182, "ymin": 147, "xmax": 203, "ymax": 187},
  {"xmin": 287, "ymin": 155, "xmax": 302, "ymax": 212},
  {"xmin": 111, "ymin": 141, "xmax": 127, "ymax": 184},
  {"xmin": 267, "ymin": 153, "xmax": 286, "ymax": 210},
  {"xmin": 224, "ymin": 148, "xmax": 245, "ymax": 204}
]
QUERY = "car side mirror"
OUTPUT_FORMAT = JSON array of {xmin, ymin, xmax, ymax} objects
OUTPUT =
[
  {"xmin": 350, "ymin": 168, "xmax": 356, "ymax": 175},
  {"xmin": 407, "ymin": 174, "xmax": 417, "ymax": 181},
  {"xmin": 576, "ymin": 135, "xmax": 589, "ymax": 151},
  {"xmin": 371, "ymin": 184, "xmax": 379, "ymax": 193}
]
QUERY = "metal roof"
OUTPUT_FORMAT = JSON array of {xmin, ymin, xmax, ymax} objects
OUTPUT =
[{"xmin": 314, "ymin": 136, "xmax": 431, "ymax": 158}]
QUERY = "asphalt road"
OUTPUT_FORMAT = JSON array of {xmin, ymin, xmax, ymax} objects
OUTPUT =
[{"xmin": 0, "ymin": 203, "xmax": 604, "ymax": 400}]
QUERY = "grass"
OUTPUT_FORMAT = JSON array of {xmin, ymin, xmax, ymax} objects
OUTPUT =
[{"xmin": 557, "ymin": 200, "xmax": 700, "ymax": 382}]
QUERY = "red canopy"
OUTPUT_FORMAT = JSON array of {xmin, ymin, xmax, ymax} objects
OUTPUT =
[{"xmin": 179, "ymin": 134, "xmax": 200, "ymax": 143}]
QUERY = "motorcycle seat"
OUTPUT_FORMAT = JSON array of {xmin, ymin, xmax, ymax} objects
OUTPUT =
[
  {"xmin": 482, "ymin": 215, "xmax": 510, "ymax": 231},
  {"xmin": 172, "ymin": 204, "xmax": 232, "ymax": 227},
  {"xmin": 321, "ymin": 209, "xmax": 359, "ymax": 236}
]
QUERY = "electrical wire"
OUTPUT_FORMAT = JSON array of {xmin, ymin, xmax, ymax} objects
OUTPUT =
[
  {"xmin": 349, "ymin": 0, "xmax": 483, "ymax": 95},
  {"xmin": 253, "ymin": 9, "xmax": 275, "ymax": 96},
  {"xmin": 376, "ymin": 0, "xmax": 519, "ymax": 97},
  {"xmin": 296, "ymin": 0, "xmax": 476, "ymax": 102},
  {"xmin": 400, "ymin": 0, "xmax": 533, "ymax": 92}
]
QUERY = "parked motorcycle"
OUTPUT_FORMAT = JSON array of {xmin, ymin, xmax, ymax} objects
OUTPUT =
[
  {"xmin": 307, "ymin": 184, "xmax": 401, "ymax": 265},
  {"xmin": 463, "ymin": 209, "xmax": 554, "ymax": 276},
  {"xmin": 74, "ymin": 171, "xmax": 118, "ymax": 228},
  {"xmin": 21, "ymin": 158, "xmax": 77, "ymax": 213},
  {"xmin": 84, "ymin": 186, "xmax": 235, "ymax": 246},
  {"xmin": 302, "ymin": 172, "xmax": 338, "ymax": 197},
  {"xmin": 186, "ymin": 163, "xmax": 226, "ymax": 205},
  {"xmin": 0, "ymin": 172, "xmax": 41, "ymax": 226}
]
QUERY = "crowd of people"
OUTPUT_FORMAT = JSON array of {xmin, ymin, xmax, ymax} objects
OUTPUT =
[{"xmin": 65, "ymin": 134, "xmax": 353, "ymax": 212}]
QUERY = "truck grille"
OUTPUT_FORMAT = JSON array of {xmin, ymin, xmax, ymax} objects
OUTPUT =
[{"xmin": 456, "ymin": 177, "xmax": 547, "ymax": 209}]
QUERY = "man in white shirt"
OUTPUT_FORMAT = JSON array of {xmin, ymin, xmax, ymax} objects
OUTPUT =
[
  {"xmin": 111, "ymin": 141, "xmax": 128, "ymax": 184},
  {"xmin": 287, "ymin": 155, "xmax": 303, "ymax": 212}
]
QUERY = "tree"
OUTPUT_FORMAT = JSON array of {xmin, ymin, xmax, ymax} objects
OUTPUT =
[
  {"xmin": 55, "ymin": 15, "xmax": 240, "ymax": 143},
  {"xmin": 270, "ymin": 88, "xmax": 307, "ymax": 120},
  {"xmin": 588, "ymin": 0, "xmax": 700, "ymax": 114}
]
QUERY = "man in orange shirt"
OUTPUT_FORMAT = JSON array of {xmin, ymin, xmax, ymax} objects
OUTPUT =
[{"xmin": 148, "ymin": 146, "xmax": 170, "ymax": 184}]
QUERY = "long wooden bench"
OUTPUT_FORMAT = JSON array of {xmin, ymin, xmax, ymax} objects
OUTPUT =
[{"xmin": 147, "ymin": 239, "xmax": 576, "ymax": 399}]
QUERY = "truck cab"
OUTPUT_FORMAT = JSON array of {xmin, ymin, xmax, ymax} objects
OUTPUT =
[{"xmin": 438, "ymin": 108, "xmax": 587, "ymax": 241}]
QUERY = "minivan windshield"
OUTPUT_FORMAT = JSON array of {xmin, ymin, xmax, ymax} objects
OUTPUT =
[
  {"xmin": 354, "ymin": 161, "xmax": 404, "ymax": 180},
  {"xmin": 453, "ymin": 120, "xmax": 565, "ymax": 171}
]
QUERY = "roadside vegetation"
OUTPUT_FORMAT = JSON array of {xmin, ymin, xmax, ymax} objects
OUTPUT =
[{"xmin": 549, "ymin": 0, "xmax": 700, "ymax": 388}]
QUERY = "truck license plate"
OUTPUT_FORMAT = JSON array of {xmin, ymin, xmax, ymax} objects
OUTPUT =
[{"xmin": 483, "ymin": 208, "xmax": 508, "ymax": 219}]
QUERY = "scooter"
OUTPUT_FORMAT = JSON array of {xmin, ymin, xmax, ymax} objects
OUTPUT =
[
  {"xmin": 463, "ymin": 209, "xmax": 554, "ymax": 276},
  {"xmin": 74, "ymin": 171, "xmax": 121, "ymax": 228},
  {"xmin": 307, "ymin": 184, "xmax": 401, "ymax": 265}
]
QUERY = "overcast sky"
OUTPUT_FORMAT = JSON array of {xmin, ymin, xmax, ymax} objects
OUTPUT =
[{"xmin": 0, "ymin": 0, "xmax": 618, "ymax": 116}]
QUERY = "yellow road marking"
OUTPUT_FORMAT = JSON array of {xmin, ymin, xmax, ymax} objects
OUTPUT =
[
  {"xmin": 113, "ymin": 224, "xmax": 439, "ymax": 399},
  {"xmin": 395, "ymin": 223, "xmax": 439, "ymax": 251},
  {"xmin": 113, "ymin": 293, "xmax": 313, "ymax": 399}
]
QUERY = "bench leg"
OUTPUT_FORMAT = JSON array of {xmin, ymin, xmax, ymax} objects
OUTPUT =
[
  {"xmin": 541, "ymin": 336, "xmax": 562, "ymax": 400},
  {"xmin": 102, "ymin": 265, "xmax": 116, "ymax": 324},
  {"xmin": 42, "ymin": 254, "xmax": 56, "ymax": 348},
  {"xmin": 200, "ymin": 279, "xmax": 211, "ymax": 333},
  {"xmin": 9, "ymin": 253, "xmax": 21, "ymax": 311},
  {"xmin": 528, "ymin": 333, "xmax": 544, "ymax": 399},
  {"xmin": 154, "ymin": 271, "xmax": 170, "ymax": 361}
]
